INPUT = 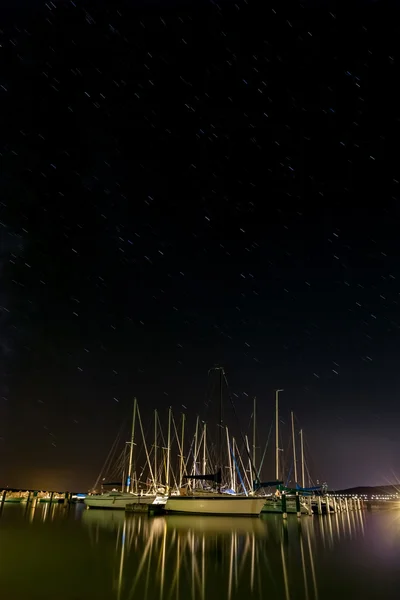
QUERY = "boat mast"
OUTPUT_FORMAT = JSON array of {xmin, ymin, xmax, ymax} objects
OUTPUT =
[
  {"xmin": 202, "ymin": 422, "xmax": 207, "ymax": 475},
  {"xmin": 179, "ymin": 413, "xmax": 185, "ymax": 489},
  {"xmin": 154, "ymin": 409, "xmax": 158, "ymax": 493},
  {"xmin": 226, "ymin": 427, "xmax": 233, "ymax": 490},
  {"xmin": 300, "ymin": 428, "xmax": 305, "ymax": 488},
  {"xmin": 127, "ymin": 397, "xmax": 137, "ymax": 492},
  {"xmin": 193, "ymin": 415, "xmax": 199, "ymax": 490},
  {"xmin": 166, "ymin": 407, "xmax": 172, "ymax": 493},
  {"xmin": 291, "ymin": 411, "xmax": 298, "ymax": 484},
  {"xmin": 252, "ymin": 397, "xmax": 256, "ymax": 482},
  {"xmin": 245, "ymin": 434, "xmax": 253, "ymax": 493},
  {"xmin": 275, "ymin": 389, "xmax": 283, "ymax": 481},
  {"xmin": 121, "ymin": 442, "xmax": 127, "ymax": 493},
  {"xmin": 232, "ymin": 436, "xmax": 237, "ymax": 492},
  {"xmin": 217, "ymin": 367, "xmax": 224, "ymax": 491}
]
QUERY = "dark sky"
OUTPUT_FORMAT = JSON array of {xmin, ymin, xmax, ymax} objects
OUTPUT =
[{"xmin": 1, "ymin": 0, "xmax": 400, "ymax": 491}]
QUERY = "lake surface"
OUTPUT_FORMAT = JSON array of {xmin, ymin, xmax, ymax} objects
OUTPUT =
[{"xmin": 1, "ymin": 503, "xmax": 400, "ymax": 599}]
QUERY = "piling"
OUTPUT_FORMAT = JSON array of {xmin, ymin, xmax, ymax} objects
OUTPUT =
[
  {"xmin": 63, "ymin": 492, "xmax": 70, "ymax": 508},
  {"xmin": 31, "ymin": 491, "xmax": 38, "ymax": 509},
  {"xmin": 0, "ymin": 490, "xmax": 6, "ymax": 511},
  {"xmin": 295, "ymin": 492, "xmax": 301, "ymax": 518},
  {"xmin": 281, "ymin": 494, "xmax": 288, "ymax": 519},
  {"xmin": 332, "ymin": 497, "xmax": 337, "ymax": 513},
  {"xmin": 307, "ymin": 497, "xmax": 312, "ymax": 515},
  {"xmin": 357, "ymin": 498, "xmax": 361, "ymax": 510},
  {"xmin": 49, "ymin": 491, "xmax": 54, "ymax": 505},
  {"xmin": 317, "ymin": 496, "xmax": 322, "ymax": 515},
  {"xmin": 344, "ymin": 497, "xmax": 349, "ymax": 512},
  {"xmin": 24, "ymin": 492, "xmax": 32, "ymax": 514}
]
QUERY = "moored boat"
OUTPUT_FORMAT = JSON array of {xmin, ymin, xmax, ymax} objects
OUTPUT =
[
  {"xmin": 84, "ymin": 491, "xmax": 161, "ymax": 510},
  {"xmin": 165, "ymin": 367, "xmax": 267, "ymax": 517},
  {"xmin": 165, "ymin": 494, "xmax": 266, "ymax": 516}
]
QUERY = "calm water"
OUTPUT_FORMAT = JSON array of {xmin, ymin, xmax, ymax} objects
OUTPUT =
[{"xmin": 1, "ymin": 503, "xmax": 400, "ymax": 599}]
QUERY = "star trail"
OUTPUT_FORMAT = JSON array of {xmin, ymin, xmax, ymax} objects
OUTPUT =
[{"xmin": 1, "ymin": 0, "xmax": 400, "ymax": 491}]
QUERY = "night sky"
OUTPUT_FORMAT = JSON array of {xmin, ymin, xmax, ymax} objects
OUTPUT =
[{"xmin": 1, "ymin": 0, "xmax": 400, "ymax": 492}]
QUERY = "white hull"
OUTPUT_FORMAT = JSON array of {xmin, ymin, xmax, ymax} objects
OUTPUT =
[
  {"xmin": 165, "ymin": 495, "xmax": 266, "ymax": 516},
  {"xmin": 84, "ymin": 493, "xmax": 157, "ymax": 510}
]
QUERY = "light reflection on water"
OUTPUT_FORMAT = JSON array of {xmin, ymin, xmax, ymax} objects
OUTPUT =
[{"xmin": 1, "ymin": 503, "xmax": 400, "ymax": 599}]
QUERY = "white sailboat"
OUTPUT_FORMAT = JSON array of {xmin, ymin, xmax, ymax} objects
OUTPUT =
[
  {"xmin": 84, "ymin": 398, "xmax": 165, "ymax": 510},
  {"xmin": 84, "ymin": 490, "xmax": 162, "ymax": 509},
  {"xmin": 165, "ymin": 367, "xmax": 266, "ymax": 517},
  {"xmin": 164, "ymin": 492, "xmax": 266, "ymax": 516}
]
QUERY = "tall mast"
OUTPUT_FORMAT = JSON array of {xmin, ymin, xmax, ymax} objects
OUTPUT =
[
  {"xmin": 232, "ymin": 436, "xmax": 237, "ymax": 492},
  {"xmin": 218, "ymin": 367, "xmax": 224, "ymax": 484},
  {"xmin": 275, "ymin": 389, "xmax": 283, "ymax": 481},
  {"xmin": 127, "ymin": 397, "xmax": 137, "ymax": 492},
  {"xmin": 154, "ymin": 409, "xmax": 158, "ymax": 492},
  {"xmin": 291, "ymin": 411, "xmax": 298, "ymax": 484},
  {"xmin": 179, "ymin": 413, "xmax": 185, "ymax": 489},
  {"xmin": 252, "ymin": 397, "xmax": 256, "ymax": 479},
  {"xmin": 121, "ymin": 442, "xmax": 127, "ymax": 493},
  {"xmin": 193, "ymin": 416, "xmax": 199, "ymax": 490},
  {"xmin": 226, "ymin": 427, "xmax": 233, "ymax": 490},
  {"xmin": 202, "ymin": 422, "xmax": 207, "ymax": 475},
  {"xmin": 245, "ymin": 434, "xmax": 253, "ymax": 493},
  {"xmin": 166, "ymin": 407, "xmax": 172, "ymax": 491},
  {"xmin": 300, "ymin": 428, "xmax": 305, "ymax": 488}
]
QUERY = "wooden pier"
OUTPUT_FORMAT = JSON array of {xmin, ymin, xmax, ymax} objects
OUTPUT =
[
  {"xmin": 271, "ymin": 493, "xmax": 366, "ymax": 519},
  {"xmin": 0, "ymin": 488, "xmax": 79, "ymax": 511}
]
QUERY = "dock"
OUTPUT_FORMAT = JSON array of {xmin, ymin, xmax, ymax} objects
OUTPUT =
[
  {"xmin": 263, "ymin": 493, "xmax": 366, "ymax": 518},
  {"xmin": 125, "ymin": 502, "xmax": 165, "ymax": 515},
  {"xmin": 0, "ymin": 488, "xmax": 83, "ymax": 511}
]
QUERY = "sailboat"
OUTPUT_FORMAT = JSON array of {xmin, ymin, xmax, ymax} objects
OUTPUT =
[
  {"xmin": 165, "ymin": 367, "xmax": 266, "ymax": 517},
  {"xmin": 85, "ymin": 398, "xmax": 166, "ymax": 510},
  {"xmin": 261, "ymin": 396, "xmax": 310, "ymax": 514}
]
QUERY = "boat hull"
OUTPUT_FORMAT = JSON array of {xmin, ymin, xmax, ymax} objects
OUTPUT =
[
  {"xmin": 4, "ymin": 498, "xmax": 26, "ymax": 504},
  {"xmin": 165, "ymin": 496, "xmax": 266, "ymax": 516},
  {"xmin": 84, "ymin": 494, "xmax": 157, "ymax": 510}
]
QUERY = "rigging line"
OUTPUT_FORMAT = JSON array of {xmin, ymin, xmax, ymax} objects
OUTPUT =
[
  {"xmin": 172, "ymin": 413, "xmax": 186, "ymax": 476},
  {"xmin": 157, "ymin": 410, "xmax": 178, "ymax": 456},
  {"xmin": 230, "ymin": 445, "xmax": 247, "ymax": 496},
  {"xmin": 285, "ymin": 463, "xmax": 293, "ymax": 488},
  {"xmin": 301, "ymin": 434, "xmax": 317, "ymax": 488},
  {"xmin": 257, "ymin": 418, "xmax": 274, "ymax": 477},
  {"xmin": 305, "ymin": 462, "xmax": 314, "ymax": 488},
  {"xmin": 303, "ymin": 436, "xmax": 318, "ymax": 486},
  {"xmin": 136, "ymin": 404, "xmax": 155, "ymax": 485},
  {"xmin": 92, "ymin": 418, "xmax": 126, "ymax": 490},
  {"xmin": 282, "ymin": 432, "xmax": 292, "ymax": 479},
  {"xmin": 222, "ymin": 370, "xmax": 260, "ymax": 486}
]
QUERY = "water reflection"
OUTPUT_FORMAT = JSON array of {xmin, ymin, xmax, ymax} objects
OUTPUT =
[
  {"xmin": 80, "ymin": 509, "xmax": 366, "ymax": 600},
  {"xmin": 0, "ymin": 503, "xmax": 379, "ymax": 600}
]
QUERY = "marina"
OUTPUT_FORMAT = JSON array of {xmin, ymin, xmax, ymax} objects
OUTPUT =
[
  {"xmin": 1, "ymin": 501, "xmax": 399, "ymax": 599},
  {"xmin": 0, "ymin": 378, "xmax": 369, "ymax": 522},
  {"xmin": 76, "ymin": 373, "xmax": 339, "ymax": 519},
  {"xmin": 0, "ymin": 377, "xmax": 369, "ymax": 521},
  {"xmin": 2, "ymin": 1, "xmax": 399, "ymax": 599}
]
